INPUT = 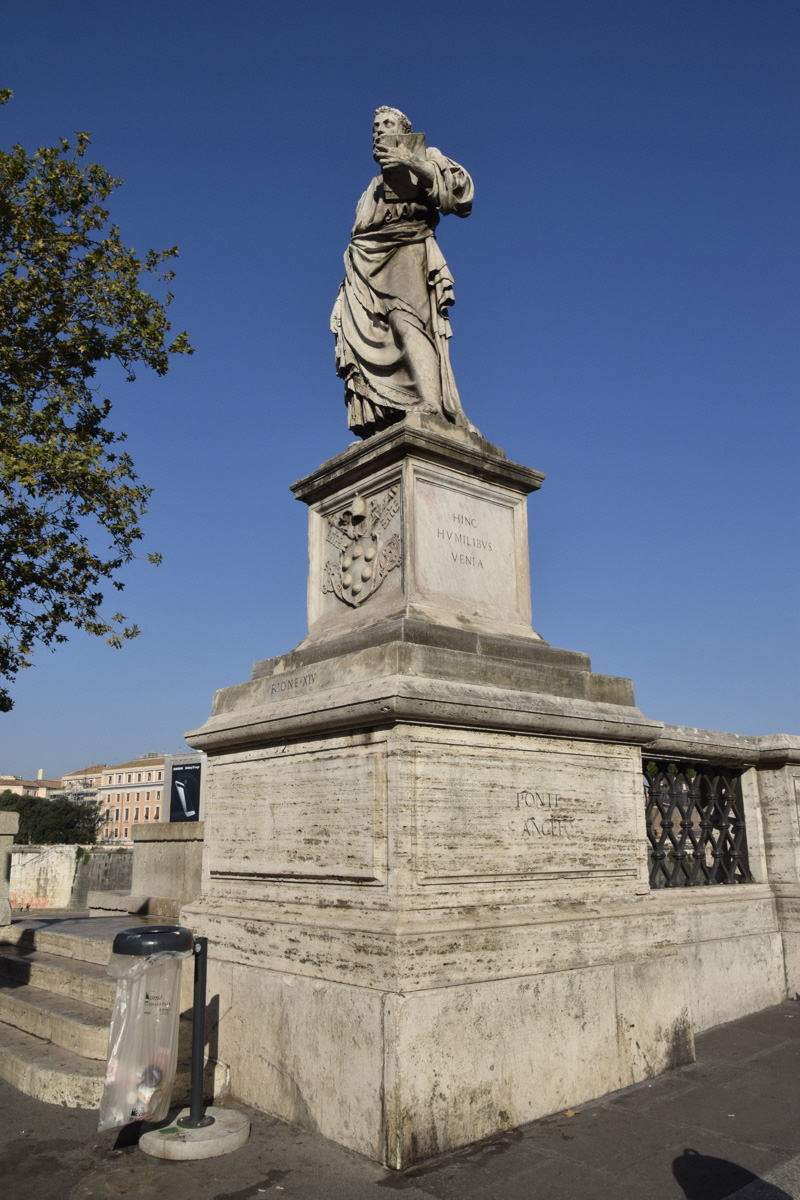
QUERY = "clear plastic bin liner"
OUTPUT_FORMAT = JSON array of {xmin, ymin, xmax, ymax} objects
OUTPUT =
[{"xmin": 98, "ymin": 948, "xmax": 192, "ymax": 1131}]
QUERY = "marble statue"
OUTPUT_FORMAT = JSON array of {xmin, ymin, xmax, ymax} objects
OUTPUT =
[{"xmin": 331, "ymin": 107, "xmax": 476, "ymax": 439}]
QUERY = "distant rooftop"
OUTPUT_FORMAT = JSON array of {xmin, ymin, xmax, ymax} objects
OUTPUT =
[
  {"xmin": 103, "ymin": 755, "xmax": 166, "ymax": 771},
  {"xmin": 0, "ymin": 776, "xmax": 63, "ymax": 791}
]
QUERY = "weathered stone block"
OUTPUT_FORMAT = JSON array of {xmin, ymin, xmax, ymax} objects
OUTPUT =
[
  {"xmin": 131, "ymin": 821, "xmax": 204, "ymax": 906},
  {"xmin": 207, "ymin": 959, "xmax": 385, "ymax": 1161},
  {"xmin": 681, "ymin": 931, "xmax": 785, "ymax": 1031},
  {"xmin": 385, "ymin": 967, "xmax": 622, "ymax": 1166},
  {"xmin": 613, "ymin": 956, "xmax": 694, "ymax": 1085},
  {"xmin": 0, "ymin": 810, "xmax": 19, "ymax": 925}
]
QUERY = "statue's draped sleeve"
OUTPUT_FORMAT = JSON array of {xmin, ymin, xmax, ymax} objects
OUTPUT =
[{"xmin": 420, "ymin": 149, "xmax": 473, "ymax": 218}]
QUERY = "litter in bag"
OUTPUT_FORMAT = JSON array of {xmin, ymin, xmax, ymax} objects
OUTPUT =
[{"xmin": 98, "ymin": 948, "xmax": 191, "ymax": 1131}]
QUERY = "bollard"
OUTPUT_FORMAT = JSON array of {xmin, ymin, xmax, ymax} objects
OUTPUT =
[{"xmin": 178, "ymin": 935, "xmax": 214, "ymax": 1129}]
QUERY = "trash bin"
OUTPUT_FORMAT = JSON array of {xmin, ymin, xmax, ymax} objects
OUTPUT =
[{"xmin": 98, "ymin": 924, "xmax": 194, "ymax": 1132}]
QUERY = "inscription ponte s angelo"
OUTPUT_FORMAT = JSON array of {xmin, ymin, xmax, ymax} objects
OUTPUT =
[
  {"xmin": 509, "ymin": 789, "xmax": 576, "ymax": 838},
  {"xmin": 322, "ymin": 486, "xmax": 401, "ymax": 607}
]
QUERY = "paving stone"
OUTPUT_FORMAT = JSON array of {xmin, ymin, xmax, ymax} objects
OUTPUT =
[
  {"xmin": 694, "ymin": 1023, "xmax": 792, "ymax": 1064},
  {"xmin": 618, "ymin": 1134, "xmax": 790, "ymax": 1200},
  {"xmin": 0, "ymin": 1000, "xmax": 799, "ymax": 1199}
]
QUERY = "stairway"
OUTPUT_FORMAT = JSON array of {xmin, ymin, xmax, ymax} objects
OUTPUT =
[{"xmin": 0, "ymin": 914, "xmax": 221, "ymax": 1109}]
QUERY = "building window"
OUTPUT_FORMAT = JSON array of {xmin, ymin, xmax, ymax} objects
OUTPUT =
[
  {"xmin": 147, "ymin": 772, "xmax": 152, "ymax": 781},
  {"xmin": 134, "ymin": 808, "xmax": 139, "ymax": 821},
  {"xmin": 113, "ymin": 829, "xmax": 118, "ymax": 838},
  {"xmin": 124, "ymin": 808, "xmax": 129, "ymax": 821},
  {"xmin": 144, "ymin": 807, "xmax": 150, "ymax": 820},
  {"xmin": 123, "ymin": 827, "xmax": 128, "ymax": 838},
  {"xmin": 115, "ymin": 808, "xmax": 120, "ymax": 821},
  {"xmin": 154, "ymin": 807, "xmax": 160, "ymax": 820},
  {"xmin": 136, "ymin": 773, "xmax": 142, "ymax": 782},
  {"xmin": 127, "ymin": 774, "xmax": 132, "ymax": 783},
  {"xmin": 116, "ymin": 774, "xmax": 122, "ymax": 783}
]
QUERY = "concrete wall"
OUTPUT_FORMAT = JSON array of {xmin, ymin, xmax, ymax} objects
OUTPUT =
[
  {"xmin": 71, "ymin": 848, "xmax": 132, "ymax": 909},
  {"xmin": 9, "ymin": 845, "xmax": 133, "ymax": 910},
  {"xmin": 10, "ymin": 845, "xmax": 79, "ymax": 909}
]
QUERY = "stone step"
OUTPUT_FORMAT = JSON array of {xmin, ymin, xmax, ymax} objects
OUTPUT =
[
  {"xmin": 0, "ymin": 916, "xmax": 228, "ymax": 1113},
  {"xmin": 0, "ymin": 944, "xmax": 117, "ymax": 1007},
  {"xmin": 0, "ymin": 976, "xmax": 110, "ymax": 1059},
  {"xmin": 88, "ymin": 891, "xmax": 182, "ymax": 921},
  {"xmin": 1, "ymin": 913, "xmax": 153, "ymax": 966},
  {"xmin": 0, "ymin": 1015, "xmax": 224, "ymax": 1111},
  {"xmin": 86, "ymin": 891, "xmax": 149, "ymax": 916},
  {"xmin": 0, "ymin": 1017, "xmax": 105, "ymax": 1107}
]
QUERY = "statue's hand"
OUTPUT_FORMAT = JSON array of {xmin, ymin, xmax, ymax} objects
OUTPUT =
[{"xmin": 376, "ymin": 149, "xmax": 435, "ymax": 187}]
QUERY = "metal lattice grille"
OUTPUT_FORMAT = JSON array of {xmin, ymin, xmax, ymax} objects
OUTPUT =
[{"xmin": 644, "ymin": 760, "xmax": 751, "ymax": 889}]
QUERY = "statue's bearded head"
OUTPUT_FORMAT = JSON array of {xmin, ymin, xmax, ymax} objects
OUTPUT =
[{"xmin": 373, "ymin": 106, "xmax": 412, "ymax": 153}]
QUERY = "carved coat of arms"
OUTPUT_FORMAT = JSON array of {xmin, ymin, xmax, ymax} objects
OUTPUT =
[{"xmin": 322, "ymin": 487, "xmax": 401, "ymax": 607}]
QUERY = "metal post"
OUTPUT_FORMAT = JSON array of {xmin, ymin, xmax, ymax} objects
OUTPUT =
[{"xmin": 178, "ymin": 936, "xmax": 214, "ymax": 1128}]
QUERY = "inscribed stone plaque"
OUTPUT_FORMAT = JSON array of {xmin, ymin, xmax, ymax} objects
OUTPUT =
[
  {"xmin": 414, "ymin": 474, "xmax": 519, "ymax": 614},
  {"xmin": 208, "ymin": 746, "xmax": 386, "ymax": 883},
  {"xmin": 411, "ymin": 737, "xmax": 639, "ymax": 882}
]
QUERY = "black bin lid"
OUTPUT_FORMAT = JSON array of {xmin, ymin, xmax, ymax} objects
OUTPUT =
[{"xmin": 112, "ymin": 925, "xmax": 194, "ymax": 956}]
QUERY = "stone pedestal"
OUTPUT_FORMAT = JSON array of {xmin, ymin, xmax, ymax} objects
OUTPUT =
[
  {"xmin": 293, "ymin": 413, "xmax": 545, "ymax": 645},
  {"xmin": 186, "ymin": 418, "xmax": 704, "ymax": 1166}
]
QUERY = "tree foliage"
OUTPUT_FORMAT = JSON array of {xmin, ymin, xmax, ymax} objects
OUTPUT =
[
  {"xmin": 0, "ymin": 788, "xmax": 101, "ymax": 844},
  {"xmin": 0, "ymin": 89, "xmax": 192, "ymax": 710}
]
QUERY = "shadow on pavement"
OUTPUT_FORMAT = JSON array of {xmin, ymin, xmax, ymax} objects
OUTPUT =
[{"xmin": 673, "ymin": 1147, "xmax": 793, "ymax": 1200}]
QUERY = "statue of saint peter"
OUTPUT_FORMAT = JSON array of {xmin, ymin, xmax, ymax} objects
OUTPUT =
[{"xmin": 331, "ymin": 107, "xmax": 476, "ymax": 438}]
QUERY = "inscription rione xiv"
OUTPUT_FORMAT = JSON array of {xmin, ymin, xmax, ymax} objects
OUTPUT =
[{"xmin": 322, "ymin": 485, "xmax": 401, "ymax": 607}]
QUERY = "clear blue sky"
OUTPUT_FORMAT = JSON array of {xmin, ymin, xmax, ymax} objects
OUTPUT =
[{"xmin": 2, "ymin": 0, "xmax": 798, "ymax": 779}]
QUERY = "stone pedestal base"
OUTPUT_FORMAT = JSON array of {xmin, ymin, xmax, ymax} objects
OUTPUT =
[
  {"xmin": 185, "ymin": 617, "xmax": 687, "ymax": 1165},
  {"xmin": 184, "ymin": 424, "xmax": 789, "ymax": 1167},
  {"xmin": 179, "ymin": 916, "xmax": 702, "ymax": 1167}
]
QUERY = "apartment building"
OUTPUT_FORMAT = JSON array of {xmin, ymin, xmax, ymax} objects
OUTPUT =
[
  {"xmin": 97, "ymin": 754, "xmax": 166, "ymax": 842},
  {"xmin": 59, "ymin": 764, "xmax": 106, "ymax": 802},
  {"xmin": 61, "ymin": 764, "xmax": 106, "ymax": 789},
  {"xmin": 1, "ymin": 757, "xmax": 202, "ymax": 844}
]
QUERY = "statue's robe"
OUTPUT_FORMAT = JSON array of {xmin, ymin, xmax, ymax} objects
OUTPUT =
[{"xmin": 331, "ymin": 148, "xmax": 473, "ymax": 438}]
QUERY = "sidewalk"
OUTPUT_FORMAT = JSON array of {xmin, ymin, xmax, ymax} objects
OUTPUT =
[{"xmin": 2, "ymin": 1002, "xmax": 800, "ymax": 1200}]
